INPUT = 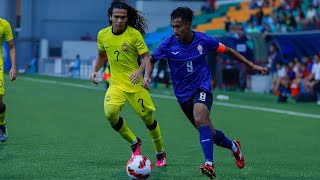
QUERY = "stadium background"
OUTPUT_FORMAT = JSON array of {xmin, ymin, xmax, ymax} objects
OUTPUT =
[
  {"xmin": 2, "ymin": 0, "xmax": 320, "ymax": 94},
  {"xmin": 1, "ymin": 0, "xmax": 320, "ymax": 179}
]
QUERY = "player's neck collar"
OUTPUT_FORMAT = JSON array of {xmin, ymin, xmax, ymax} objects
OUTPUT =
[
  {"xmin": 179, "ymin": 31, "xmax": 195, "ymax": 45},
  {"xmin": 112, "ymin": 26, "xmax": 127, "ymax": 35}
]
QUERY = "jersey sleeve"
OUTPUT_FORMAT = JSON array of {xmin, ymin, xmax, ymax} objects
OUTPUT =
[
  {"xmin": 97, "ymin": 30, "xmax": 105, "ymax": 51},
  {"xmin": 206, "ymin": 36, "xmax": 225, "ymax": 53},
  {"xmin": 151, "ymin": 42, "xmax": 167, "ymax": 61},
  {"xmin": 3, "ymin": 20, "xmax": 13, "ymax": 41},
  {"xmin": 135, "ymin": 31, "xmax": 148, "ymax": 55}
]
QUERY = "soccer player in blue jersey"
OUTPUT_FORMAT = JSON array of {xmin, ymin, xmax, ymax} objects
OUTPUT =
[{"xmin": 143, "ymin": 7, "xmax": 268, "ymax": 178}]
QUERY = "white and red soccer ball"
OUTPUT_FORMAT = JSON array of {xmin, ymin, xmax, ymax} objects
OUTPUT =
[{"xmin": 126, "ymin": 155, "xmax": 152, "ymax": 179}]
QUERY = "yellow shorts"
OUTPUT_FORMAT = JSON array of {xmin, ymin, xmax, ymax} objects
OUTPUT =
[
  {"xmin": 0, "ymin": 68, "xmax": 4, "ymax": 95},
  {"xmin": 104, "ymin": 86, "xmax": 155, "ymax": 117}
]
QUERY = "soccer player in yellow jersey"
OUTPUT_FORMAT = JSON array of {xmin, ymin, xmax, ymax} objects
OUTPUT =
[
  {"xmin": 90, "ymin": 0, "xmax": 166, "ymax": 166},
  {"xmin": 0, "ymin": 18, "xmax": 17, "ymax": 142}
]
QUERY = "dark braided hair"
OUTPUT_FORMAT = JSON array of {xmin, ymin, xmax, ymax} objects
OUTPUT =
[
  {"xmin": 171, "ymin": 6, "xmax": 194, "ymax": 24},
  {"xmin": 108, "ymin": 0, "xmax": 148, "ymax": 36}
]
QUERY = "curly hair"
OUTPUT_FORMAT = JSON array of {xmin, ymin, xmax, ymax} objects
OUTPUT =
[{"xmin": 108, "ymin": 0, "xmax": 148, "ymax": 36}]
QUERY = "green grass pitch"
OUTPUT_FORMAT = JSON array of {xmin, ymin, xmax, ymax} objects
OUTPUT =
[{"xmin": 1, "ymin": 74, "xmax": 320, "ymax": 179}]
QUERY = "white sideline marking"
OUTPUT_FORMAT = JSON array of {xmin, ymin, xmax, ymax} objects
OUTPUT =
[
  {"xmin": 151, "ymin": 94, "xmax": 320, "ymax": 119},
  {"xmin": 22, "ymin": 77, "xmax": 102, "ymax": 90},
  {"xmin": 21, "ymin": 77, "xmax": 320, "ymax": 119}
]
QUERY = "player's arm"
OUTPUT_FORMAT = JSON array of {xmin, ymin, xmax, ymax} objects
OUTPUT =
[
  {"xmin": 90, "ymin": 49, "xmax": 107, "ymax": 84},
  {"xmin": 223, "ymin": 46, "xmax": 268, "ymax": 75},
  {"xmin": 7, "ymin": 39, "xmax": 17, "ymax": 81},
  {"xmin": 143, "ymin": 56, "xmax": 157, "ymax": 90},
  {"xmin": 129, "ymin": 51, "xmax": 150, "ymax": 84}
]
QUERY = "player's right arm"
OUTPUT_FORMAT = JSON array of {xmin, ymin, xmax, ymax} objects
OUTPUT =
[
  {"xmin": 143, "ymin": 40, "xmax": 168, "ymax": 89},
  {"xmin": 3, "ymin": 19, "xmax": 17, "ymax": 81},
  {"xmin": 143, "ymin": 56, "xmax": 156, "ymax": 90},
  {"xmin": 90, "ymin": 49, "xmax": 107, "ymax": 84},
  {"xmin": 7, "ymin": 39, "xmax": 17, "ymax": 81}
]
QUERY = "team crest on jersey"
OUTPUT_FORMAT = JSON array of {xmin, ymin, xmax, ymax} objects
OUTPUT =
[
  {"xmin": 197, "ymin": 44, "xmax": 203, "ymax": 55},
  {"xmin": 121, "ymin": 43, "xmax": 129, "ymax": 51}
]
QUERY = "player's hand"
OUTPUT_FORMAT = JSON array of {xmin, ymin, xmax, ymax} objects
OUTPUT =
[
  {"xmin": 9, "ymin": 67, "xmax": 17, "ymax": 81},
  {"xmin": 129, "ymin": 70, "xmax": 141, "ymax": 84},
  {"xmin": 90, "ymin": 72, "xmax": 99, "ymax": 85},
  {"xmin": 143, "ymin": 77, "xmax": 151, "ymax": 90},
  {"xmin": 252, "ymin": 64, "xmax": 268, "ymax": 75}
]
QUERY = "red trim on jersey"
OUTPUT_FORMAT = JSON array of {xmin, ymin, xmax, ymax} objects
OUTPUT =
[{"xmin": 216, "ymin": 42, "xmax": 226, "ymax": 53}]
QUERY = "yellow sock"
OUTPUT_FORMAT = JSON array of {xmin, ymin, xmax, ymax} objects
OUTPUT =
[
  {"xmin": 115, "ymin": 117, "xmax": 137, "ymax": 144},
  {"xmin": 142, "ymin": 112, "xmax": 164, "ymax": 153},
  {"xmin": 105, "ymin": 104, "xmax": 137, "ymax": 144},
  {"xmin": 0, "ymin": 111, "xmax": 5, "ymax": 126},
  {"xmin": 148, "ymin": 122, "xmax": 164, "ymax": 153}
]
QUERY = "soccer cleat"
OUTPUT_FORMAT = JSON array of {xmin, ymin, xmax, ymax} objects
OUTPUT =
[
  {"xmin": 156, "ymin": 151, "xmax": 166, "ymax": 167},
  {"xmin": 232, "ymin": 140, "xmax": 245, "ymax": 169},
  {"xmin": 0, "ymin": 125, "xmax": 8, "ymax": 142},
  {"xmin": 199, "ymin": 163, "xmax": 216, "ymax": 179},
  {"xmin": 131, "ymin": 138, "xmax": 142, "ymax": 157}
]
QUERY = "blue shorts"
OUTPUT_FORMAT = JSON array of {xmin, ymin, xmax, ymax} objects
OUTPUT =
[{"xmin": 179, "ymin": 90, "xmax": 213, "ymax": 127}]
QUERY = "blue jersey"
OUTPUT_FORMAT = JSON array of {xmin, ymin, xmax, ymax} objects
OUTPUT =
[{"xmin": 152, "ymin": 31, "xmax": 225, "ymax": 103}]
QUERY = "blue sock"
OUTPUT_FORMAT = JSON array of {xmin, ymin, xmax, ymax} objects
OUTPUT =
[
  {"xmin": 214, "ymin": 129, "xmax": 233, "ymax": 150},
  {"xmin": 198, "ymin": 125, "xmax": 214, "ymax": 163}
]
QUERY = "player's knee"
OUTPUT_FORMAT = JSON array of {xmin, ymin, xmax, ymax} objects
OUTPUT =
[
  {"xmin": 146, "ymin": 119, "xmax": 158, "ymax": 130},
  {"xmin": 194, "ymin": 114, "xmax": 209, "ymax": 128},
  {"xmin": 141, "ymin": 112, "xmax": 154, "ymax": 126},
  {"xmin": 112, "ymin": 117, "xmax": 124, "ymax": 131},
  {"xmin": 104, "ymin": 105, "xmax": 119, "ymax": 124},
  {"xmin": 194, "ymin": 118, "xmax": 208, "ymax": 128},
  {"xmin": 105, "ymin": 110, "xmax": 117, "ymax": 121},
  {"xmin": 0, "ymin": 103, "xmax": 6, "ymax": 114},
  {"xmin": 142, "ymin": 112, "xmax": 158, "ymax": 131}
]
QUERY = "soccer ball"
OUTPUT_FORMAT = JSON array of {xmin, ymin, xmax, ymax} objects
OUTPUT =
[{"xmin": 126, "ymin": 155, "xmax": 152, "ymax": 179}]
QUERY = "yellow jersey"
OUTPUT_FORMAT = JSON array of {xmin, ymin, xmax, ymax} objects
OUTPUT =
[
  {"xmin": 0, "ymin": 18, "xmax": 13, "ymax": 65},
  {"xmin": 97, "ymin": 26, "xmax": 148, "ymax": 93}
]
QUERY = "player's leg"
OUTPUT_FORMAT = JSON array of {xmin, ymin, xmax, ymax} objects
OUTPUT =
[
  {"xmin": 205, "ymin": 109, "xmax": 244, "ymax": 168},
  {"xmin": 127, "ymin": 90, "xmax": 166, "ymax": 166},
  {"xmin": 180, "ymin": 98, "xmax": 197, "ymax": 127},
  {"xmin": 205, "ymin": 100, "xmax": 244, "ymax": 168},
  {"xmin": 0, "ymin": 70, "xmax": 7, "ymax": 142},
  {"xmin": 180, "ymin": 92, "xmax": 214, "ymax": 164},
  {"xmin": 104, "ymin": 87, "xmax": 140, "ymax": 156},
  {"xmin": 142, "ymin": 111, "xmax": 166, "ymax": 167},
  {"xmin": 209, "ymin": 122, "xmax": 237, "ymax": 153},
  {"xmin": 181, "ymin": 91, "xmax": 215, "ymax": 177},
  {"xmin": 182, "ymin": 105, "xmax": 237, "ymax": 152},
  {"xmin": 181, "ymin": 93, "xmax": 244, "ymax": 169},
  {"xmin": 0, "ymin": 95, "xmax": 7, "ymax": 142},
  {"xmin": 192, "ymin": 91, "xmax": 216, "ymax": 178},
  {"xmin": 212, "ymin": 124, "xmax": 244, "ymax": 168}
]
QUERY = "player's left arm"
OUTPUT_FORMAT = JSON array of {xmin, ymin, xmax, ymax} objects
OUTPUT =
[
  {"xmin": 130, "ymin": 51, "xmax": 150, "ymax": 84},
  {"xmin": 7, "ymin": 39, "xmax": 17, "ymax": 81},
  {"xmin": 223, "ymin": 46, "xmax": 268, "ymax": 75}
]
